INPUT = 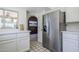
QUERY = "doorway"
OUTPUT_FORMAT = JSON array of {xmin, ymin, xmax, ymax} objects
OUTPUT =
[{"xmin": 28, "ymin": 16, "xmax": 38, "ymax": 41}]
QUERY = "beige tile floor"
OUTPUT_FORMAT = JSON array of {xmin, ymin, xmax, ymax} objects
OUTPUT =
[{"xmin": 30, "ymin": 40, "xmax": 50, "ymax": 52}]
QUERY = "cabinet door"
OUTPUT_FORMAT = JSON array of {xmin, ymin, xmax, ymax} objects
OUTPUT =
[
  {"xmin": 0, "ymin": 34, "xmax": 17, "ymax": 41},
  {"xmin": 0, "ymin": 40, "xmax": 16, "ymax": 52},
  {"xmin": 17, "ymin": 37, "xmax": 30, "ymax": 52},
  {"xmin": 66, "ymin": 7, "xmax": 79, "ymax": 22},
  {"xmin": 17, "ymin": 33, "xmax": 29, "ymax": 38},
  {"xmin": 63, "ymin": 39, "xmax": 78, "ymax": 52}
]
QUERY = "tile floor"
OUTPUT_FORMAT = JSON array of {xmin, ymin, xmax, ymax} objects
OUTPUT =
[{"xmin": 30, "ymin": 40, "xmax": 50, "ymax": 52}]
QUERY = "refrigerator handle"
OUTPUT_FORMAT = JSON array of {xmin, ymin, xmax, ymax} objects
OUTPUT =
[
  {"xmin": 43, "ymin": 25, "xmax": 47, "ymax": 32},
  {"xmin": 48, "ymin": 21, "xmax": 50, "ymax": 38}
]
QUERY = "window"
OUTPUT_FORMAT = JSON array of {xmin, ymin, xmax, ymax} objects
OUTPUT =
[
  {"xmin": 0, "ymin": 17, "xmax": 3, "ymax": 28},
  {"xmin": 0, "ymin": 9, "xmax": 18, "ymax": 29},
  {"xmin": 0, "ymin": 10, "xmax": 3, "ymax": 16}
]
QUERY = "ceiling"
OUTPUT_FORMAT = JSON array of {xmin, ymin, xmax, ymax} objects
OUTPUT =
[
  {"xmin": 26, "ymin": 7, "xmax": 52, "ymax": 13},
  {"xmin": 26, "ymin": 7, "xmax": 66, "ymax": 14}
]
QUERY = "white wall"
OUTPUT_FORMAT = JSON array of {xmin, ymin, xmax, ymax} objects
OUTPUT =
[
  {"xmin": 67, "ymin": 23, "xmax": 79, "ymax": 31},
  {"xmin": 37, "ymin": 14, "xmax": 43, "ymax": 43},
  {"xmin": 0, "ymin": 7, "xmax": 28, "ymax": 32}
]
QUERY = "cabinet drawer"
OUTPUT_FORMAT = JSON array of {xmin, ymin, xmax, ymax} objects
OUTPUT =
[
  {"xmin": 0, "ymin": 34, "xmax": 17, "ymax": 41},
  {"xmin": 63, "ymin": 33, "xmax": 79, "ymax": 40},
  {"xmin": 0, "ymin": 40, "xmax": 16, "ymax": 52},
  {"xmin": 17, "ymin": 33, "xmax": 29, "ymax": 38},
  {"xmin": 17, "ymin": 37, "xmax": 30, "ymax": 52}
]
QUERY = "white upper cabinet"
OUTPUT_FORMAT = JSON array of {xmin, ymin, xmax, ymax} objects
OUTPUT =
[
  {"xmin": 5, "ymin": 11, "xmax": 18, "ymax": 18},
  {"xmin": 66, "ymin": 7, "xmax": 79, "ymax": 22}
]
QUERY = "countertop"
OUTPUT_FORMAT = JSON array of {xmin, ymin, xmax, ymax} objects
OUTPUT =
[{"xmin": 0, "ymin": 29, "xmax": 30, "ymax": 35}]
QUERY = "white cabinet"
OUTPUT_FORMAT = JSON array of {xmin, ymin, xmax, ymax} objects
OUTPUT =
[
  {"xmin": 63, "ymin": 39, "xmax": 78, "ymax": 52},
  {"xmin": 66, "ymin": 7, "xmax": 79, "ymax": 22},
  {"xmin": 0, "ymin": 31, "xmax": 30, "ymax": 52},
  {"xmin": 17, "ymin": 37, "xmax": 30, "ymax": 52},
  {"xmin": 17, "ymin": 32, "xmax": 30, "ymax": 52},
  {"xmin": 17, "ymin": 32, "xmax": 29, "ymax": 38},
  {"xmin": 0, "ymin": 34, "xmax": 16, "ymax": 41},
  {"xmin": 62, "ymin": 31, "xmax": 79, "ymax": 52},
  {"xmin": 0, "ymin": 40, "xmax": 17, "ymax": 52}
]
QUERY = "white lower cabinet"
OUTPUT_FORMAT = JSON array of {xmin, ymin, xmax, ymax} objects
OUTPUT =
[
  {"xmin": 0, "ymin": 40, "xmax": 17, "ymax": 52},
  {"xmin": 62, "ymin": 31, "xmax": 79, "ymax": 52},
  {"xmin": 17, "ymin": 37, "xmax": 30, "ymax": 52},
  {"xmin": 63, "ymin": 39, "xmax": 78, "ymax": 52},
  {"xmin": 0, "ymin": 34, "xmax": 17, "ymax": 41},
  {"xmin": 0, "ymin": 31, "xmax": 30, "ymax": 52}
]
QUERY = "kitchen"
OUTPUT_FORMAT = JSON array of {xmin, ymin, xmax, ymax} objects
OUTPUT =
[{"xmin": 0, "ymin": 7, "xmax": 79, "ymax": 52}]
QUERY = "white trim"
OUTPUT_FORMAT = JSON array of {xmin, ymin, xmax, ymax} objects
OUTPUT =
[
  {"xmin": 17, "ymin": 49, "xmax": 30, "ymax": 52},
  {"xmin": 41, "ymin": 9, "xmax": 60, "ymax": 15}
]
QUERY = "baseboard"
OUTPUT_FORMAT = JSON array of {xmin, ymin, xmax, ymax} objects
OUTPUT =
[{"xmin": 18, "ymin": 49, "xmax": 30, "ymax": 52}]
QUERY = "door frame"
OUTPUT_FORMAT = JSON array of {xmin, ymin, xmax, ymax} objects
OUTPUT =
[{"xmin": 28, "ymin": 16, "xmax": 38, "ymax": 34}]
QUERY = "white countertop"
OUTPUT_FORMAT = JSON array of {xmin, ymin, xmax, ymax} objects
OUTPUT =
[
  {"xmin": 62, "ymin": 31, "xmax": 79, "ymax": 35},
  {"xmin": 0, "ymin": 29, "xmax": 30, "ymax": 35}
]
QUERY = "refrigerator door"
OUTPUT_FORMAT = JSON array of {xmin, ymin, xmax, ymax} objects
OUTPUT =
[
  {"xmin": 48, "ymin": 11, "xmax": 60, "ymax": 51},
  {"xmin": 43, "ymin": 15, "xmax": 50, "ymax": 49}
]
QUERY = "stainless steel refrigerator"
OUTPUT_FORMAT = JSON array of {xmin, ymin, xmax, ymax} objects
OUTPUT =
[{"xmin": 43, "ymin": 10, "xmax": 66, "ymax": 52}]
